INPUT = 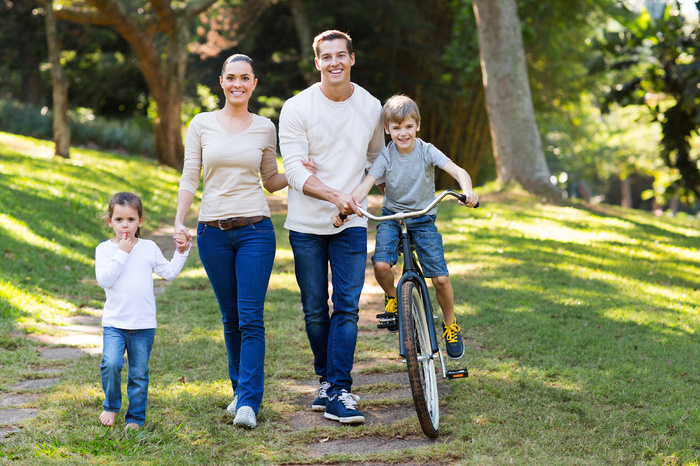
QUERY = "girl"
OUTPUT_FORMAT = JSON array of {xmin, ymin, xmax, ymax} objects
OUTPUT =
[{"xmin": 95, "ymin": 191, "xmax": 190, "ymax": 429}]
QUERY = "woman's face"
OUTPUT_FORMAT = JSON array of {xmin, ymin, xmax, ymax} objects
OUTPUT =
[{"xmin": 219, "ymin": 60, "xmax": 257, "ymax": 107}]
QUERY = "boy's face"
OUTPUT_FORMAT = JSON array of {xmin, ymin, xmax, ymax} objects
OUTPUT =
[{"xmin": 385, "ymin": 116, "xmax": 420, "ymax": 154}]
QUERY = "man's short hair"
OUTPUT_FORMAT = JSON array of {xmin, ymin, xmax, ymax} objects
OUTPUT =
[
  {"xmin": 313, "ymin": 30, "xmax": 353, "ymax": 58},
  {"xmin": 383, "ymin": 94, "xmax": 421, "ymax": 127}
]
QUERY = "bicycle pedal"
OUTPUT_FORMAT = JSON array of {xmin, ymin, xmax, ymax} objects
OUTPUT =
[
  {"xmin": 375, "ymin": 312, "xmax": 398, "ymax": 329},
  {"xmin": 446, "ymin": 368, "xmax": 469, "ymax": 379}
]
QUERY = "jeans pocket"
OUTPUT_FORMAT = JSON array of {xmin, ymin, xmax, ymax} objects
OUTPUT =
[{"xmin": 197, "ymin": 223, "xmax": 208, "ymax": 238}]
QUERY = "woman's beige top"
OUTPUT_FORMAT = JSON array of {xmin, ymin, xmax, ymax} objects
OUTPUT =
[{"xmin": 179, "ymin": 112, "xmax": 278, "ymax": 221}]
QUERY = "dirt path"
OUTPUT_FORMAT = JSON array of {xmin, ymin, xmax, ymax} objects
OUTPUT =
[{"xmin": 1, "ymin": 194, "xmax": 454, "ymax": 461}]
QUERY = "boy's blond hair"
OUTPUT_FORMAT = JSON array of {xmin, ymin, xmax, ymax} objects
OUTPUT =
[{"xmin": 382, "ymin": 94, "xmax": 421, "ymax": 127}]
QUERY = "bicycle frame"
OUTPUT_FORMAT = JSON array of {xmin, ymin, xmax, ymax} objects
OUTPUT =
[{"xmin": 357, "ymin": 190, "xmax": 472, "ymax": 379}]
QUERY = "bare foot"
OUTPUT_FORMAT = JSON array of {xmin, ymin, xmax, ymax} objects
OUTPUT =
[
  {"xmin": 99, "ymin": 410, "xmax": 117, "ymax": 426},
  {"xmin": 125, "ymin": 423, "xmax": 140, "ymax": 431}
]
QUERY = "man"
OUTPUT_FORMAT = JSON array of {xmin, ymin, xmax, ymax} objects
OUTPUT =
[{"xmin": 279, "ymin": 30, "xmax": 384, "ymax": 424}]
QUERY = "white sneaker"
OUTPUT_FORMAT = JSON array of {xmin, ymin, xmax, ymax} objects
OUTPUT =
[
  {"xmin": 233, "ymin": 406, "xmax": 257, "ymax": 429},
  {"xmin": 226, "ymin": 396, "xmax": 238, "ymax": 417}
]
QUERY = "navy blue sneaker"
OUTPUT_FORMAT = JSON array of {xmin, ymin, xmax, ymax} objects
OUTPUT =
[
  {"xmin": 311, "ymin": 381, "xmax": 331, "ymax": 412},
  {"xmin": 443, "ymin": 319, "xmax": 465, "ymax": 360},
  {"xmin": 324, "ymin": 390, "xmax": 365, "ymax": 424}
]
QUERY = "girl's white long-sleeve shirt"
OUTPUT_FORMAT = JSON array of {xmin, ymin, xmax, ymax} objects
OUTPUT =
[{"xmin": 95, "ymin": 239, "xmax": 189, "ymax": 329}]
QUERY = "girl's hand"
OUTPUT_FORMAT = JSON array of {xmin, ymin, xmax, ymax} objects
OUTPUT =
[
  {"xmin": 117, "ymin": 232, "xmax": 136, "ymax": 253},
  {"xmin": 174, "ymin": 234, "xmax": 191, "ymax": 253},
  {"xmin": 174, "ymin": 224, "xmax": 191, "ymax": 242},
  {"xmin": 302, "ymin": 158, "xmax": 317, "ymax": 174}
]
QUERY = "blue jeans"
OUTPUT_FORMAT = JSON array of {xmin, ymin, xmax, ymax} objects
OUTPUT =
[
  {"xmin": 197, "ymin": 218, "xmax": 275, "ymax": 413},
  {"xmin": 101, "ymin": 327, "xmax": 155, "ymax": 426},
  {"xmin": 289, "ymin": 227, "xmax": 367, "ymax": 397},
  {"xmin": 372, "ymin": 209, "xmax": 449, "ymax": 277}
]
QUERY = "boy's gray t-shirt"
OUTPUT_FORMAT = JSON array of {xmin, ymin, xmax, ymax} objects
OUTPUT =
[{"xmin": 368, "ymin": 138, "xmax": 450, "ymax": 215}]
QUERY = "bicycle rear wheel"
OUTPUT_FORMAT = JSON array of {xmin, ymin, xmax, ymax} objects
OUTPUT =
[{"xmin": 400, "ymin": 281, "xmax": 439, "ymax": 438}]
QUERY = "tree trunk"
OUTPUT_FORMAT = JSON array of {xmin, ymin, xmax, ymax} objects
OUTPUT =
[
  {"xmin": 287, "ymin": 0, "xmax": 316, "ymax": 86},
  {"xmin": 44, "ymin": 0, "xmax": 70, "ymax": 158},
  {"xmin": 472, "ymin": 0, "xmax": 556, "ymax": 195},
  {"xmin": 621, "ymin": 176, "xmax": 632, "ymax": 208}
]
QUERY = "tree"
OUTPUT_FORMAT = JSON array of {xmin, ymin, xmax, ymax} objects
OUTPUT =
[
  {"xmin": 593, "ymin": 2, "xmax": 700, "ymax": 203},
  {"xmin": 472, "ymin": 0, "xmax": 556, "ymax": 194},
  {"xmin": 44, "ymin": 0, "xmax": 70, "ymax": 158},
  {"xmin": 49, "ymin": 0, "xmax": 225, "ymax": 169}
]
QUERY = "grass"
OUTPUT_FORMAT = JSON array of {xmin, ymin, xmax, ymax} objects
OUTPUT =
[{"xmin": 1, "ymin": 132, "xmax": 700, "ymax": 464}]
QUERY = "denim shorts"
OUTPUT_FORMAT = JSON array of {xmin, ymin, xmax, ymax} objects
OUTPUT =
[{"xmin": 371, "ymin": 208, "xmax": 448, "ymax": 277}]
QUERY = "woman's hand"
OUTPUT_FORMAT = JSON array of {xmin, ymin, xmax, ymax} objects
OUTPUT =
[{"xmin": 302, "ymin": 157, "xmax": 317, "ymax": 174}]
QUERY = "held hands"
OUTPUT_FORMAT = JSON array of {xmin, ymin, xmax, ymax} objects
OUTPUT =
[
  {"xmin": 174, "ymin": 232, "xmax": 191, "ymax": 253},
  {"xmin": 117, "ymin": 232, "xmax": 137, "ymax": 254}
]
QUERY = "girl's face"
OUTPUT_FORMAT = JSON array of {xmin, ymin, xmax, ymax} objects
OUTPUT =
[
  {"xmin": 219, "ymin": 60, "xmax": 257, "ymax": 107},
  {"xmin": 108, "ymin": 204, "xmax": 142, "ymax": 241}
]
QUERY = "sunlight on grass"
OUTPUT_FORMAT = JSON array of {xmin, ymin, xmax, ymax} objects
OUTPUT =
[
  {"xmin": 177, "ymin": 268, "xmax": 208, "ymax": 279},
  {"xmin": 0, "ymin": 213, "xmax": 92, "ymax": 264},
  {"xmin": 268, "ymin": 273, "xmax": 299, "ymax": 291},
  {"xmin": 0, "ymin": 279, "xmax": 76, "ymax": 325}
]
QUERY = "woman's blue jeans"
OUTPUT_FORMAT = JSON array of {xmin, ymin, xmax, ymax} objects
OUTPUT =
[
  {"xmin": 289, "ymin": 227, "xmax": 367, "ymax": 397},
  {"xmin": 197, "ymin": 218, "xmax": 275, "ymax": 414},
  {"xmin": 101, "ymin": 327, "xmax": 155, "ymax": 426}
]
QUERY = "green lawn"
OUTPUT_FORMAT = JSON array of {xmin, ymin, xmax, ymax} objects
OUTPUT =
[{"xmin": 1, "ymin": 132, "xmax": 699, "ymax": 464}]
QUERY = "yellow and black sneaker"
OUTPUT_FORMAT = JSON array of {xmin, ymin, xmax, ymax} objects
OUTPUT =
[
  {"xmin": 376, "ymin": 295, "xmax": 399, "ymax": 333},
  {"xmin": 442, "ymin": 319, "xmax": 465, "ymax": 359}
]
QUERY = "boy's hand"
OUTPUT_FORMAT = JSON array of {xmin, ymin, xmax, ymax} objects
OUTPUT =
[
  {"xmin": 460, "ymin": 190, "xmax": 479, "ymax": 208},
  {"xmin": 331, "ymin": 210, "xmax": 348, "ymax": 228},
  {"xmin": 117, "ymin": 232, "xmax": 136, "ymax": 253}
]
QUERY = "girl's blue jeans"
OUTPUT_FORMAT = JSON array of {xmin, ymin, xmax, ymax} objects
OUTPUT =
[
  {"xmin": 101, "ymin": 327, "xmax": 155, "ymax": 426},
  {"xmin": 196, "ymin": 218, "xmax": 276, "ymax": 414},
  {"xmin": 289, "ymin": 227, "xmax": 366, "ymax": 397}
]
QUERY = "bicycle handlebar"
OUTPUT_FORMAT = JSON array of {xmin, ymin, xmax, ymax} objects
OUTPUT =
[{"xmin": 337, "ymin": 190, "xmax": 478, "ymax": 224}]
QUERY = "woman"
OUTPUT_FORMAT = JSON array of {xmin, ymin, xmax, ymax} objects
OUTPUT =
[{"xmin": 174, "ymin": 54, "xmax": 311, "ymax": 429}]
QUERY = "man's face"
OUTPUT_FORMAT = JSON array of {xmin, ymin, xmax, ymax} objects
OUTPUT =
[{"xmin": 314, "ymin": 39, "xmax": 355, "ymax": 87}]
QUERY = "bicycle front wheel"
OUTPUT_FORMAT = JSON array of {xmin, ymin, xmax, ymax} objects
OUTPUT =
[{"xmin": 400, "ymin": 281, "xmax": 439, "ymax": 438}]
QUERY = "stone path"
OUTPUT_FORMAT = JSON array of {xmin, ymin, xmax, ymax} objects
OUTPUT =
[{"xmin": 1, "ymin": 195, "xmax": 464, "ymax": 461}]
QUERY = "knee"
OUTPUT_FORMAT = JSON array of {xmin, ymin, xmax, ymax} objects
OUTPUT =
[
  {"xmin": 101, "ymin": 355, "xmax": 124, "ymax": 374},
  {"xmin": 431, "ymin": 275, "xmax": 450, "ymax": 291},
  {"xmin": 373, "ymin": 261, "xmax": 391, "ymax": 276}
]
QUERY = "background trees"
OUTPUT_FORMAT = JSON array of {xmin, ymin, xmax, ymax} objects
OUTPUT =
[{"xmin": 2, "ymin": 0, "xmax": 699, "ymax": 210}]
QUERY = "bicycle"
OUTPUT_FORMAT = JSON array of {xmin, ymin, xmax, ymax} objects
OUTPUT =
[{"xmin": 341, "ymin": 189, "xmax": 477, "ymax": 438}]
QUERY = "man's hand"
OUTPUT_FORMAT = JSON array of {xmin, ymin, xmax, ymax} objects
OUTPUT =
[{"xmin": 331, "ymin": 210, "xmax": 349, "ymax": 228}]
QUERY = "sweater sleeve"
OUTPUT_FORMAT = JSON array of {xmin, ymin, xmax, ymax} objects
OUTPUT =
[
  {"xmin": 151, "ymin": 243, "xmax": 190, "ymax": 281},
  {"xmin": 259, "ymin": 119, "xmax": 279, "ymax": 184},
  {"xmin": 95, "ymin": 245, "xmax": 128, "ymax": 289},
  {"xmin": 279, "ymin": 99, "xmax": 313, "ymax": 193},
  {"xmin": 179, "ymin": 115, "xmax": 203, "ymax": 194}
]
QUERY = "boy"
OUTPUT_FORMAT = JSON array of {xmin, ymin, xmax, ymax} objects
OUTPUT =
[{"xmin": 332, "ymin": 94, "xmax": 478, "ymax": 359}]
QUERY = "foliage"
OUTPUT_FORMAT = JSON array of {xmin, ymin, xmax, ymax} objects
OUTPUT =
[
  {"xmin": 1, "ymin": 136, "xmax": 700, "ymax": 463},
  {"xmin": 0, "ymin": 99, "xmax": 154, "ymax": 157},
  {"xmin": 591, "ymin": 1, "xmax": 700, "ymax": 204}
]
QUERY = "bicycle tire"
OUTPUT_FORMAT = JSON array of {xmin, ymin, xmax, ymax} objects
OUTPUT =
[{"xmin": 400, "ymin": 281, "xmax": 440, "ymax": 438}]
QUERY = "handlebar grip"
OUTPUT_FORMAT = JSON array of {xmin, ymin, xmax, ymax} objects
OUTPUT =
[
  {"xmin": 457, "ymin": 193, "xmax": 479, "ymax": 208},
  {"xmin": 333, "ymin": 212, "xmax": 348, "ymax": 229}
]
